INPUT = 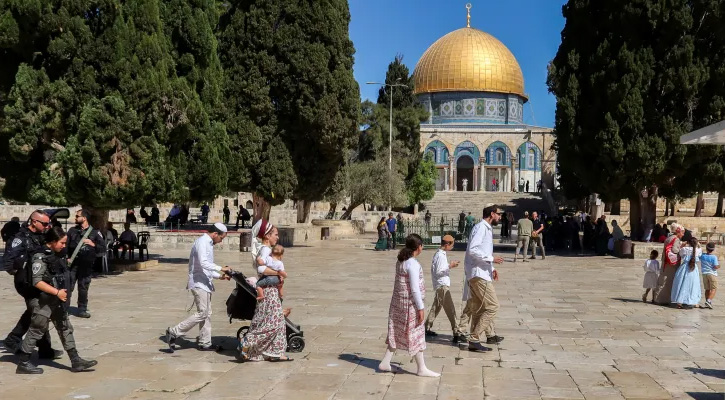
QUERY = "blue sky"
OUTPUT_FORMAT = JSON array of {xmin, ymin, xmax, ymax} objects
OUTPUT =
[{"xmin": 349, "ymin": 0, "xmax": 567, "ymax": 128}]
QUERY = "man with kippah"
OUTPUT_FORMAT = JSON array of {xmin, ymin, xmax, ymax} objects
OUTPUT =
[
  {"xmin": 166, "ymin": 223, "xmax": 231, "ymax": 352},
  {"xmin": 424, "ymin": 234, "xmax": 465, "ymax": 343}
]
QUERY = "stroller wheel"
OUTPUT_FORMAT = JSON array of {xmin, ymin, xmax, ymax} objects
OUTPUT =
[
  {"xmin": 287, "ymin": 335, "xmax": 305, "ymax": 353},
  {"xmin": 237, "ymin": 326, "xmax": 250, "ymax": 341}
]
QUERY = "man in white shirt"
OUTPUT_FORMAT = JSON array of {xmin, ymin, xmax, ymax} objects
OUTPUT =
[
  {"xmin": 166, "ymin": 223, "xmax": 231, "ymax": 352},
  {"xmin": 460, "ymin": 205, "xmax": 504, "ymax": 352},
  {"xmin": 424, "ymin": 235, "xmax": 463, "ymax": 342}
]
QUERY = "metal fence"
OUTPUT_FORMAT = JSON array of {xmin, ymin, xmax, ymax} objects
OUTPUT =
[{"xmin": 394, "ymin": 217, "xmax": 479, "ymax": 246}]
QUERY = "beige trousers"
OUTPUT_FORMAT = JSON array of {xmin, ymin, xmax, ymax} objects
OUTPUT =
[
  {"xmin": 466, "ymin": 278, "xmax": 499, "ymax": 342},
  {"xmin": 170, "ymin": 288, "xmax": 212, "ymax": 347},
  {"xmin": 425, "ymin": 285, "xmax": 460, "ymax": 334}
]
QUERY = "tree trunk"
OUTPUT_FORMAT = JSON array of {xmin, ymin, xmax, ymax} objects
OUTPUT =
[
  {"xmin": 611, "ymin": 200, "xmax": 621, "ymax": 215},
  {"xmin": 252, "ymin": 192, "xmax": 271, "ymax": 224},
  {"xmin": 296, "ymin": 200, "xmax": 311, "ymax": 223},
  {"xmin": 670, "ymin": 201, "xmax": 675, "ymax": 216},
  {"xmin": 83, "ymin": 205, "xmax": 109, "ymax": 233},
  {"xmin": 341, "ymin": 201, "xmax": 362, "ymax": 220},
  {"xmin": 715, "ymin": 193, "xmax": 724, "ymax": 217},
  {"xmin": 413, "ymin": 203, "xmax": 419, "ymax": 216},
  {"xmin": 694, "ymin": 191, "xmax": 704, "ymax": 217},
  {"xmin": 664, "ymin": 199, "xmax": 670, "ymax": 217},
  {"xmin": 628, "ymin": 194, "xmax": 643, "ymax": 240},
  {"xmin": 327, "ymin": 202, "xmax": 337, "ymax": 219},
  {"xmin": 629, "ymin": 186, "xmax": 658, "ymax": 241}
]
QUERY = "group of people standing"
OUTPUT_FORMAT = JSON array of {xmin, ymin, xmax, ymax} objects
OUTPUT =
[
  {"xmin": 379, "ymin": 205, "xmax": 505, "ymax": 377},
  {"xmin": 375, "ymin": 213, "xmax": 402, "ymax": 251},
  {"xmin": 642, "ymin": 223, "xmax": 719, "ymax": 309},
  {"xmin": 3, "ymin": 209, "xmax": 101, "ymax": 374}
]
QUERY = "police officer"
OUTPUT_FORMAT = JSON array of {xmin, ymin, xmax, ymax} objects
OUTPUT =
[
  {"xmin": 66, "ymin": 209, "xmax": 105, "ymax": 318},
  {"xmin": 16, "ymin": 226, "xmax": 97, "ymax": 374},
  {"xmin": 3, "ymin": 210, "xmax": 62, "ymax": 359}
]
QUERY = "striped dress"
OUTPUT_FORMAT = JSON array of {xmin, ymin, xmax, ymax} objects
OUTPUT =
[{"xmin": 386, "ymin": 258, "xmax": 426, "ymax": 355}]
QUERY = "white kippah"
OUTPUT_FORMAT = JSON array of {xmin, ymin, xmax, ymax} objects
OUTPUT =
[{"xmin": 213, "ymin": 222, "xmax": 228, "ymax": 233}]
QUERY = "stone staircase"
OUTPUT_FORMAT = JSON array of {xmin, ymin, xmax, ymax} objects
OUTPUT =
[{"xmin": 422, "ymin": 191, "xmax": 551, "ymax": 219}]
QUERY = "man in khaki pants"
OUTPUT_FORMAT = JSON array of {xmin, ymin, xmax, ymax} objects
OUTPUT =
[
  {"xmin": 514, "ymin": 211, "xmax": 533, "ymax": 262},
  {"xmin": 460, "ymin": 205, "xmax": 504, "ymax": 352},
  {"xmin": 424, "ymin": 235, "xmax": 464, "ymax": 342}
]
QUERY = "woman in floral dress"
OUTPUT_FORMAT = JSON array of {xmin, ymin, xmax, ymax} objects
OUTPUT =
[
  {"xmin": 378, "ymin": 234, "xmax": 439, "ymax": 377},
  {"xmin": 238, "ymin": 221, "xmax": 291, "ymax": 362}
]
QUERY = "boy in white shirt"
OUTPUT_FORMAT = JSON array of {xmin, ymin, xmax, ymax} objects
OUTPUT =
[{"xmin": 425, "ymin": 235, "xmax": 464, "ymax": 342}]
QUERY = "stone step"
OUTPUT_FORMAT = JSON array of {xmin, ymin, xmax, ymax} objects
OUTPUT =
[{"xmin": 422, "ymin": 191, "xmax": 550, "ymax": 218}]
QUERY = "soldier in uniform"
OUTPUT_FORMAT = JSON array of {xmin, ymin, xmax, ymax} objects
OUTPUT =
[
  {"xmin": 16, "ymin": 226, "xmax": 97, "ymax": 374},
  {"xmin": 66, "ymin": 209, "xmax": 105, "ymax": 318},
  {"xmin": 3, "ymin": 210, "xmax": 62, "ymax": 359}
]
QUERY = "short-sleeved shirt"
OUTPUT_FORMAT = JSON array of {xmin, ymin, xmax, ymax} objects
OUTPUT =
[
  {"xmin": 701, "ymin": 254, "xmax": 719, "ymax": 276},
  {"xmin": 532, "ymin": 218, "xmax": 543, "ymax": 232},
  {"xmin": 386, "ymin": 218, "xmax": 397, "ymax": 233}
]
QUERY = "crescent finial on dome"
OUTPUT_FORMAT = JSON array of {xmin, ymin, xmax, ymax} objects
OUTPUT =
[{"xmin": 466, "ymin": 3, "xmax": 472, "ymax": 28}]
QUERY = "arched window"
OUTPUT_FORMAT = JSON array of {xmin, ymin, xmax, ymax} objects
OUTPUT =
[{"xmin": 496, "ymin": 149, "xmax": 505, "ymax": 164}]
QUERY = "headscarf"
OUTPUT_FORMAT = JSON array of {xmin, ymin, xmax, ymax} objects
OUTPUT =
[{"xmin": 251, "ymin": 219, "xmax": 275, "ymax": 259}]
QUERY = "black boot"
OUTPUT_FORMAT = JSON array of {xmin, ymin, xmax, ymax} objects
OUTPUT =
[
  {"xmin": 68, "ymin": 349, "xmax": 97, "ymax": 372},
  {"xmin": 16, "ymin": 352, "xmax": 43, "ymax": 374},
  {"xmin": 3, "ymin": 334, "xmax": 21, "ymax": 353}
]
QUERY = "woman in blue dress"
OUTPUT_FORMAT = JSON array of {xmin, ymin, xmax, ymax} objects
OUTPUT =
[{"xmin": 671, "ymin": 237, "xmax": 702, "ymax": 309}]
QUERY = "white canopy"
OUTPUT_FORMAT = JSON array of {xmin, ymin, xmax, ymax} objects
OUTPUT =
[{"xmin": 680, "ymin": 120, "xmax": 725, "ymax": 144}]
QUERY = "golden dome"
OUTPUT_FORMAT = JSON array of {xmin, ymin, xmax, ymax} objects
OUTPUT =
[{"xmin": 413, "ymin": 27, "xmax": 526, "ymax": 98}]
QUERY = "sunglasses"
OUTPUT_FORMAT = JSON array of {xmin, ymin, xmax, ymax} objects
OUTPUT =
[{"xmin": 32, "ymin": 219, "xmax": 50, "ymax": 227}]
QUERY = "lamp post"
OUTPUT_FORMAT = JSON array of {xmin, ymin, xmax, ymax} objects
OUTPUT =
[{"xmin": 366, "ymin": 79, "xmax": 408, "ymax": 210}]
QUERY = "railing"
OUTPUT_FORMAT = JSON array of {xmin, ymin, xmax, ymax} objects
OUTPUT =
[{"xmin": 395, "ymin": 217, "xmax": 480, "ymax": 246}]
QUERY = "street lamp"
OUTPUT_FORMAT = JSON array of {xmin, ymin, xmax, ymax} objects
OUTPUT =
[{"xmin": 366, "ymin": 79, "xmax": 408, "ymax": 210}]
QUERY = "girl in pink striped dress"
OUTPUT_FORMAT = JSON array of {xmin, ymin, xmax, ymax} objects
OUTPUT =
[{"xmin": 378, "ymin": 234, "xmax": 439, "ymax": 377}]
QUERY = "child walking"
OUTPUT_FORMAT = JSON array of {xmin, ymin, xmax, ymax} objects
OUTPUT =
[
  {"xmin": 701, "ymin": 242, "xmax": 719, "ymax": 309},
  {"xmin": 424, "ymin": 235, "xmax": 464, "ymax": 342},
  {"xmin": 642, "ymin": 250, "xmax": 660, "ymax": 303}
]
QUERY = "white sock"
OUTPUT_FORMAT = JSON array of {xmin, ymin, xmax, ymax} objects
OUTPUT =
[
  {"xmin": 414, "ymin": 352, "xmax": 440, "ymax": 377},
  {"xmin": 378, "ymin": 346, "xmax": 395, "ymax": 372}
]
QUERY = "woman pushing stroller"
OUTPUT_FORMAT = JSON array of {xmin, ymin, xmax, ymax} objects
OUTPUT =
[{"xmin": 237, "ymin": 219, "xmax": 293, "ymax": 362}]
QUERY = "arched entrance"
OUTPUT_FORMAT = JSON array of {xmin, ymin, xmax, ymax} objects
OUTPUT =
[{"xmin": 456, "ymin": 156, "xmax": 474, "ymax": 191}]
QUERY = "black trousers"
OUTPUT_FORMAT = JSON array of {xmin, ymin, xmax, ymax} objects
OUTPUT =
[
  {"xmin": 69, "ymin": 268, "xmax": 92, "ymax": 311},
  {"xmin": 6, "ymin": 280, "xmax": 53, "ymax": 350}
]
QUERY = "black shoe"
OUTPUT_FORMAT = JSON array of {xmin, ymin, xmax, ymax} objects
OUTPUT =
[
  {"xmin": 76, "ymin": 310, "xmax": 91, "ymax": 319},
  {"xmin": 71, "ymin": 357, "xmax": 98, "ymax": 372},
  {"xmin": 38, "ymin": 349, "xmax": 64, "ymax": 360},
  {"xmin": 486, "ymin": 335, "xmax": 504, "ymax": 344},
  {"xmin": 16, "ymin": 353, "xmax": 43, "ymax": 374},
  {"xmin": 452, "ymin": 334, "xmax": 465, "ymax": 344},
  {"xmin": 468, "ymin": 342, "xmax": 492, "ymax": 352},
  {"xmin": 165, "ymin": 328, "xmax": 176, "ymax": 353},
  {"xmin": 3, "ymin": 335, "xmax": 20, "ymax": 353},
  {"xmin": 425, "ymin": 330, "xmax": 438, "ymax": 337}
]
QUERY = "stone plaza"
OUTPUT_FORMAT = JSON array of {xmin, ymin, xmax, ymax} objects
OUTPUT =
[{"xmin": 0, "ymin": 238, "xmax": 723, "ymax": 400}]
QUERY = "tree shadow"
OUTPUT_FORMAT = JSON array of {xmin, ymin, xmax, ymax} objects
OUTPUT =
[{"xmin": 685, "ymin": 367, "xmax": 725, "ymax": 379}]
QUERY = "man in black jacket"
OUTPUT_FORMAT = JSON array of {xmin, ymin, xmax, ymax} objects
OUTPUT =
[
  {"xmin": 3, "ymin": 210, "xmax": 62, "ymax": 358},
  {"xmin": 66, "ymin": 210, "xmax": 105, "ymax": 318}
]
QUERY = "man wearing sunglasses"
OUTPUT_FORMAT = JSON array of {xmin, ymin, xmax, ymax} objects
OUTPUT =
[
  {"xmin": 3, "ymin": 210, "xmax": 63, "ymax": 359},
  {"xmin": 66, "ymin": 210, "xmax": 105, "ymax": 318}
]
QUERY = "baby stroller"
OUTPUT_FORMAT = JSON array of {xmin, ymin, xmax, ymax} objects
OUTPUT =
[{"xmin": 225, "ymin": 270, "xmax": 305, "ymax": 352}]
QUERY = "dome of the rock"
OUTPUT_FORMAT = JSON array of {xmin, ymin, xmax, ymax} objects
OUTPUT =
[{"xmin": 413, "ymin": 27, "xmax": 526, "ymax": 98}]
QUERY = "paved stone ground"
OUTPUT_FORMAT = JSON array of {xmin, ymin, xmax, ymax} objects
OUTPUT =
[{"xmin": 0, "ymin": 238, "xmax": 723, "ymax": 399}]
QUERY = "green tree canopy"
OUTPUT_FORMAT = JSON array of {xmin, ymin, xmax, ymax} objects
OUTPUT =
[
  {"xmin": 548, "ymin": 0, "xmax": 725, "ymax": 236},
  {"xmin": 0, "ymin": 0, "xmax": 229, "ymax": 217}
]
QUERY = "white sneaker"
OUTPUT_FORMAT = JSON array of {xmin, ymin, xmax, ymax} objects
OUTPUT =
[{"xmin": 704, "ymin": 301, "xmax": 713, "ymax": 309}]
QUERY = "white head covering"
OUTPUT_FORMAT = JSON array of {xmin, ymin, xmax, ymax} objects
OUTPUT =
[
  {"xmin": 213, "ymin": 222, "xmax": 227, "ymax": 233},
  {"xmin": 250, "ymin": 219, "xmax": 274, "ymax": 260}
]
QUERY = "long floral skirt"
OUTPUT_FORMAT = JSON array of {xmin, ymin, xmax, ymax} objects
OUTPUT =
[
  {"xmin": 386, "ymin": 297, "xmax": 425, "ymax": 356},
  {"xmin": 242, "ymin": 287, "xmax": 286, "ymax": 360}
]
